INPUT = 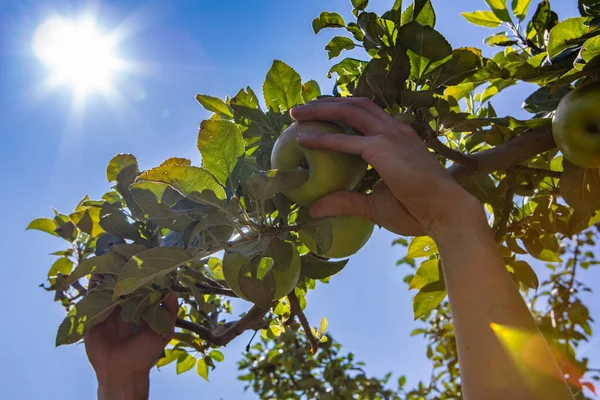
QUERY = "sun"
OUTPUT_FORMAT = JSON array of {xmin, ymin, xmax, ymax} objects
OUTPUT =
[{"xmin": 33, "ymin": 16, "xmax": 124, "ymax": 99}]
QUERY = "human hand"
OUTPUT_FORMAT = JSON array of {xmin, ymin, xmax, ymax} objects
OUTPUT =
[
  {"xmin": 84, "ymin": 291, "xmax": 179, "ymax": 400},
  {"xmin": 290, "ymin": 97, "xmax": 478, "ymax": 237}
]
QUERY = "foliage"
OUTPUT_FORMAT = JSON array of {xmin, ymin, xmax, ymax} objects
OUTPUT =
[{"xmin": 28, "ymin": 0, "xmax": 600, "ymax": 398}]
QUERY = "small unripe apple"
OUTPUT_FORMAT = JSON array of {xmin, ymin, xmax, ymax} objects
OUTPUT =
[
  {"xmin": 223, "ymin": 243, "xmax": 301, "ymax": 302},
  {"xmin": 270, "ymin": 121, "xmax": 367, "ymax": 207},
  {"xmin": 553, "ymin": 81, "xmax": 600, "ymax": 168},
  {"xmin": 299, "ymin": 216, "xmax": 374, "ymax": 259}
]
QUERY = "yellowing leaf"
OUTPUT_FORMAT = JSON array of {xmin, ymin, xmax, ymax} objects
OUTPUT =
[
  {"xmin": 319, "ymin": 317, "xmax": 328, "ymax": 334},
  {"xmin": 406, "ymin": 236, "xmax": 438, "ymax": 259},
  {"xmin": 409, "ymin": 259, "xmax": 442, "ymax": 290},
  {"xmin": 196, "ymin": 357, "xmax": 209, "ymax": 380},
  {"xmin": 176, "ymin": 353, "xmax": 196, "ymax": 375}
]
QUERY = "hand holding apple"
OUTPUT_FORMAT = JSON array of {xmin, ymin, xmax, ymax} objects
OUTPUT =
[
  {"xmin": 271, "ymin": 121, "xmax": 368, "ymax": 207},
  {"xmin": 290, "ymin": 97, "xmax": 477, "ymax": 238}
]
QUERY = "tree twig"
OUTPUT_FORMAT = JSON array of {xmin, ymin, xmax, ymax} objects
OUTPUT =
[
  {"xmin": 288, "ymin": 291, "xmax": 319, "ymax": 353},
  {"xmin": 175, "ymin": 305, "xmax": 268, "ymax": 347},
  {"xmin": 411, "ymin": 119, "xmax": 478, "ymax": 167},
  {"xmin": 172, "ymin": 283, "xmax": 238, "ymax": 298},
  {"xmin": 513, "ymin": 165, "xmax": 562, "ymax": 179},
  {"xmin": 448, "ymin": 127, "xmax": 556, "ymax": 184}
]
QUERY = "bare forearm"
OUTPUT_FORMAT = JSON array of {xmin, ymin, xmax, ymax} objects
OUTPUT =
[
  {"xmin": 97, "ymin": 374, "xmax": 150, "ymax": 400},
  {"xmin": 431, "ymin": 195, "xmax": 573, "ymax": 400}
]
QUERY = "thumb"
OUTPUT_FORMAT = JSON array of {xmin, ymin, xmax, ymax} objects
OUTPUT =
[{"xmin": 309, "ymin": 190, "xmax": 374, "ymax": 222}]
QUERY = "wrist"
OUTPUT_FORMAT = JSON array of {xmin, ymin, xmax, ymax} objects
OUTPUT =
[
  {"xmin": 97, "ymin": 371, "xmax": 150, "ymax": 400},
  {"xmin": 428, "ymin": 186, "xmax": 489, "ymax": 244}
]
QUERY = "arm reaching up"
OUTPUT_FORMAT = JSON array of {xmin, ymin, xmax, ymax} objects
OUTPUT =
[{"xmin": 290, "ymin": 97, "xmax": 574, "ymax": 400}]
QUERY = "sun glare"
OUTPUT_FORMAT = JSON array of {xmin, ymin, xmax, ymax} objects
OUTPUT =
[{"xmin": 33, "ymin": 16, "xmax": 124, "ymax": 99}]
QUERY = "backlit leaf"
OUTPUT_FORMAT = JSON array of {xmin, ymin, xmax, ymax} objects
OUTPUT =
[
  {"xmin": 312, "ymin": 11, "xmax": 346, "ymax": 34},
  {"xmin": 461, "ymin": 10, "xmax": 503, "ymax": 27},
  {"xmin": 409, "ymin": 259, "xmax": 441, "ymax": 290},
  {"xmin": 195, "ymin": 94, "xmax": 233, "ymax": 119},
  {"xmin": 263, "ymin": 60, "xmax": 304, "ymax": 113},
  {"xmin": 196, "ymin": 357, "xmax": 209, "ymax": 380},
  {"xmin": 407, "ymin": 236, "xmax": 438, "ymax": 259},
  {"xmin": 26, "ymin": 218, "xmax": 58, "ymax": 236},
  {"xmin": 197, "ymin": 119, "xmax": 245, "ymax": 185}
]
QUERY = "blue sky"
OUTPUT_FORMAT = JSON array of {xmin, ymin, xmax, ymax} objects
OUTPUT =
[{"xmin": 1, "ymin": 0, "xmax": 599, "ymax": 399}]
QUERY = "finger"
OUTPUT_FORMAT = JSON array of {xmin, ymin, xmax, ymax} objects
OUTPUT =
[
  {"xmin": 162, "ymin": 292, "xmax": 180, "ymax": 322},
  {"xmin": 296, "ymin": 132, "xmax": 370, "ymax": 155},
  {"xmin": 291, "ymin": 102, "xmax": 385, "ymax": 136},
  {"xmin": 309, "ymin": 190, "xmax": 374, "ymax": 222},
  {"xmin": 306, "ymin": 97, "xmax": 390, "ymax": 121}
]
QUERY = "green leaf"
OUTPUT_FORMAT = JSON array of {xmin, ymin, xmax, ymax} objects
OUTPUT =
[
  {"xmin": 512, "ymin": 0, "xmax": 532, "ymax": 20},
  {"xmin": 413, "ymin": 281, "xmax": 446, "ymax": 320},
  {"xmin": 137, "ymin": 165, "xmax": 227, "ymax": 207},
  {"xmin": 27, "ymin": 218, "xmax": 58, "ymax": 236},
  {"xmin": 312, "ymin": 11, "xmax": 346, "ymax": 34},
  {"xmin": 401, "ymin": 0, "xmax": 436, "ymax": 28},
  {"xmin": 56, "ymin": 291, "xmax": 116, "ymax": 346},
  {"xmin": 351, "ymin": 0, "xmax": 369, "ymax": 14},
  {"xmin": 547, "ymin": 17, "xmax": 589, "ymax": 59},
  {"xmin": 560, "ymin": 161, "xmax": 600, "ymax": 213},
  {"xmin": 522, "ymin": 86, "xmax": 571, "ymax": 113},
  {"xmin": 114, "ymin": 247, "xmax": 192, "ymax": 297},
  {"xmin": 143, "ymin": 305, "xmax": 173, "ymax": 339},
  {"xmin": 302, "ymin": 80, "xmax": 321, "ymax": 103},
  {"xmin": 197, "ymin": 119, "xmax": 244, "ymax": 185},
  {"xmin": 580, "ymin": 35, "xmax": 600, "ymax": 63},
  {"xmin": 485, "ymin": 32, "xmax": 518, "ymax": 46},
  {"xmin": 461, "ymin": 10, "xmax": 503, "ymax": 27},
  {"xmin": 67, "ymin": 248, "xmax": 130, "ymax": 284},
  {"xmin": 209, "ymin": 350, "xmax": 224, "ymax": 362},
  {"xmin": 157, "ymin": 349, "xmax": 186, "ymax": 368},
  {"xmin": 106, "ymin": 154, "xmax": 138, "ymax": 183},
  {"xmin": 230, "ymin": 87, "xmax": 267, "ymax": 124},
  {"xmin": 70, "ymin": 206, "xmax": 105, "ymax": 237},
  {"xmin": 48, "ymin": 257, "xmax": 74, "ymax": 278},
  {"xmin": 409, "ymin": 259, "xmax": 441, "ymax": 290},
  {"xmin": 430, "ymin": 47, "xmax": 484, "ymax": 86},
  {"xmin": 485, "ymin": 0, "xmax": 512, "ymax": 22},
  {"xmin": 262, "ymin": 60, "xmax": 304, "ymax": 113},
  {"xmin": 176, "ymin": 353, "xmax": 196, "ymax": 375},
  {"xmin": 98, "ymin": 204, "xmax": 139, "ymax": 240},
  {"xmin": 300, "ymin": 254, "xmax": 348, "ymax": 280},
  {"xmin": 196, "ymin": 357, "xmax": 209, "ymax": 380},
  {"xmin": 397, "ymin": 21, "xmax": 452, "ymax": 62},
  {"xmin": 325, "ymin": 36, "xmax": 356, "ymax": 59},
  {"xmin": 510, "ymin": 260, "xmax": 539, "ymax": 290},
  {"xmin": 185, "ymin": 214, "xmax": 235, "ymax": 250},
  {"xmin": 195, "ymin": 94, "xmax": 233, "ymax": 119},
  {"xmin": 54, "ymin": 221, "xmax": 78, "ymax": 242},
  {"xmin": 129, "ymin": 182, "xmax": 199, "ymax": 231},
  {"xmin": 406, "ymin": 236, "xmax": 438, "ymax": 259}
]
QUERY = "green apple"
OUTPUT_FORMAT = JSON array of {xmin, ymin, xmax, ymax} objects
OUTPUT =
[
  {"xmin": 270, "ymin": 121, "xmax": 368, "ymax": 207},
  {"xmin": 222, "ymin": 242, "xmax": 301, "ymax": 302},
  {"xmin": 299, "ymin": 216, "xmax": 374, "ymax": 259},
  {"xmin": 553, "ymin": 81, "xmax": 600, "ymax": 168}
]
